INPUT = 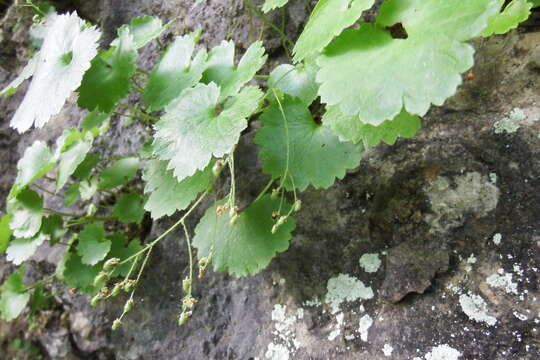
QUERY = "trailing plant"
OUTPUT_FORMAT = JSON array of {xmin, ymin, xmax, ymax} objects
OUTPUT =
[{"xmin": 0, "ymin": 0, "xmax": 535, "ymax": 328}]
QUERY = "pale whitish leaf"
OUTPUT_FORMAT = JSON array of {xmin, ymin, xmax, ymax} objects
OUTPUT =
[
  {"xmin": 153, "ymin": 83, "xmax": 263, "ymax": 181},
  {"xmin": 482, "ymin": 0, "xmax": 532, "ymax": 36},
  {"xmin": 112, "ymin": 193, "xmax": 145, "ymax": 223},
  {"xmin": 0, "ymin": 54, "xmax": 39, "ymax": 97},
  {"xmin": 10, "ymin": 12, "xmax": 101, "ymax": 133},
  {"xmin": 0, "ymin": 269, "xmax": 30, "ymax": 321},
  {"xmin": 8, "ymin": 189, "xmax": 43, "ymax": 239},
  {"xmin": 143, "ymin": 159, "xmax": 214, "ymax": 219},
  {"xmin": 293, "ymin": 0, "xmax": 375, "ymax": 62},
  {"xmin": 193, "ymin": 196, "xmax": 295, "ymax": 276},
  {"xmin": 203, "ymin": 41, "xmax": 267, "ymax": 99},
  {"xmin": 323, "ymin": 106, "xmax": 422, "ymax": 147},
  {"xmin": 144, "ymin": 32, "xmax": 207, "ymax": 111},
  {"xmin": 268, "ymin": 62, "xmax": 319, "ymax": 105},
  {"xmin": 112, "ymin": 16, "xmax": 168, "ymax": 50},
  {"xmin": 0, "ymin": 214, "xmax": 13, "ymax": 253},
  {"xmin": 77, "ymin": 28, "xmax": 137, "ymax": 113},
  {"xmin": 9, "ymin": 141, "xmax": 54, "ymax": 200},
  {"xmin": 80, "ymin": 177, "xmax": 98, "ymax": 200},
  {"xmin": 6, "ymin": 234, "xmax": 47, "ymax": 265},
  {"xmin": 55, "ymin": 130, "xmax": 93, "ymax": 191},
  {"xmin": 262, "ymin": 0, "xmax": 289, "ymax": 13},
  {"xmin": 255, "ymin": 95, "xmax": 362, "ymax": 191},
  {"xmin": 76, "ymin": 223, "xmax": 111, "ymax": 265}
]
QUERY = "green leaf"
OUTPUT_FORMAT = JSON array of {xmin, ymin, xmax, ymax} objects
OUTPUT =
[
  {"xmin": 203, "ymin": 41, "xmax": 267, "ymax": 99},
  {"xmin": 60, "ymin": 251, "xmax": 101, "ymax": 293},
  {"xmin": 482, "ymin": 0, "xmax": 532, "ymax": 36},
  {"xmin": 77, "ymin": 28, "xmax": 137, "ymax": 113},
  {"xmin": 255, "ymin": 95, "xmax": 362, "ymax": 191},
  {"xmin": 9, "ymin": 13, "xmax": 101, "ymax": 133},
  {"xmin": 73, "ymin": 153, "xmax": 99, "ymax": 180},
  {"xmin": 8, "ymin": 189, "xmax": 43, "ymax": 239},
  {"xmin": 55, "ymin": 130, "xmax": 93, "ymax": 191},
  {"xmin": 76, "ymin": 223, "xmax": 111, "ymax": 265},
  {"xmin": 0, "ymin": 269, "xmax": 30, "ymax": 321},
  {"xmin": 40, "ymin": 215, "xmax": 66, "ymax": 245},
  {"xmin": 112, "ymin": 193, "xmax": 145, "ymax": 223},
  {"xmin": 6, "ymin": 234, "xmax": 47, "ymax": 265},
  {"xmin": 193, "ymin": 196, "xmax": 295, "ymax": 276},
  {"xmin": 262, "ymin": 0, "xmax": 288, "ymax": 12},
  {"xmin": 143, "ymin": 32, "xmax": 207, "ymax": 111},
  {"xmin": 530, "ymin": 0, "xmax": 540, "ymax": 8},
  {"xmin": 30, "ymin": 285, "xmax": 53, "ymax": 313},
  {"xmin": 317, "ymin": 25, "xmax": 475, "ymax": 125},
  {"xmin": 64, "ymin": 183, "xmax": 80, "ymax": 206},
  {"xmin": 0, "ymin": 214, "xmax": 13, "ymax": 253},
  {"xmin": 81, "ymin": 110, "xmax": 110, "ymax": 132},
  {"xmin": 153, "ymin": 83, "xmax": 263, "ymax": 181},
  {"xmin": 108, "ymin": 234, "xmax": 143, "ymax": 277},
  {"xmin": 323, "ymin": 106, "xmax": 422, "ymax": 147},
  {"xmin": 112, "ymin": 16, "xmax": 168, "ymax": 50},
  {"xmin": 292, "ymin": 0, "xmax": 375, "ymax": 62},
  {"xmin": 377, "ymin": 0, "xmax": 501, "ymax": 42},
  {"xmin": 9, "ymin": 140, "xmax": 54, "ymax": 200},
  {"xmin": 268, "ymin": 62, "xmax": 318, "ymax": 105},
  {"xmin": 0, "ymin": 54, "xmax": 39, "ymax": 97},
  {"xmin": 143, "ymin": 159, "xmax": 214, "ymax": 219},
  {"xmin": 98, "ymin": 157, "xmax": 139, "ymax": 190}
]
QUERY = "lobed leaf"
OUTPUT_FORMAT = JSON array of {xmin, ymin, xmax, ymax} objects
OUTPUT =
[
  {"xmin": 255, "ymin": 95, "xmax": 362, "ymax": 191},
  {"xmin": 8, "ymin": 189, "xmax": 43, "ymax": 239},
  {"xmin": 54, "ymin": 130, "xmax": 93, "ymax": 191},
  {"xmin": 76, "ymin": 223, "xmax": 111, "ymax": 265},
  {"xmin": 482, "ymin": 0, "xmax": 532, "ymax": 36},
  {"xmin": 9, "ymin": 141, "xmax": 54, "ymax": 200},
  {"xmin": 98, "ymin": 157, "xmax": 139, "ymax": 190},
  {"xmin": 262, "ymin": 0, "xmax": 289, "ymax": 12},
  {"xmin": 112, "ymin": 193, "xmax": 145, "ymax": 223},
  {"xmin": 193, "ymin": 196, "xmax": 295, "ymax": 276},
  {"xmin": 112, "ymin": 16, "xmax": 168, "ymax": 50},
  {"xmin": 268, "ymin": 62, "xmax": 319, "ymax": 105},
  {"xmin": 6, "ymin": 234, "xmax": 47, "ymax": 266},
  {"xmin": 0, "ymin": 269, "xmax": 30, "ymax": 321}
]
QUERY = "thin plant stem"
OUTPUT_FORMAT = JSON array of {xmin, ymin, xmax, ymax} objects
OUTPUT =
[{"xmin": 254, "ymin": 178, "xmax": 274, "ymax": 202}]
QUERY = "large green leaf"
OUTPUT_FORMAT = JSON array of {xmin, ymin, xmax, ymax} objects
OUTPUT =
[
  {"xmin": 0, "ymin": 269, "xmax": 30, "ymax": 321},
  {"xmin": 482, "ymin": 0, "xmax": 532, "ymax": 36},
  {"xmin": 77, "ymin": 28, "xmax": 137, "ymax": 113},
  {"xmin": 317, "ymin": 25, "xmax": 474, "ymax": 125},
  {"xmin": 293, "ymin": 0, "xmax": 375, "ymax": 62},
  {"xmin": 203, "ymin": 41, "xmax": 267, "ymax": 99},
  {"xmin": 8, "ymin": 189, "xmax": 43, "ymax": 239},
  {"xmin": 9, "ymin": 141, "xmax": 54, "ymax": 200},
  {"xmin": 0, "ymin": 214, "xmax": 12, "ymax": 253},
  {"xmin": 152, "ymin": 83, "xmax": 263, "ymax": 181},
  {"xmin": 323, "ymin": 106, "xmax": 422, "ymax": 147},
  {"xmin": 9, "ymin": 12, "xmax": 101, "ymax": 133},
  {"xmin": 98, "ymin": 157, "xmax": 140, "ymax": 190},
  {"xmin": 76, "ymin": 223, "xmax": 111, "ymax": 265},
  {"xmin": 255, "ymin": 95, "xmax": 362, "ymax": 191},
  {"xmin": 143, "ymin": 159, "xmax": 214, "ymax": 219},
  {"xmin": 143, "ymin": 33, "xmax": 207, "ymax": 111},
  {"xmin": 6, "ymin": 234, "xmax": 47, "ymax": 265},
  {"xmin": 112, "ymin": 193, "xmax": 145, "ymax": 223},
  {"xmin": 268, "ymin": 63, "xmax": 319, "ymax": 105},
  {"xmin": 193, "ymin": 196, "xmax": 295, "ymax": 276},
  {"xmin": 59, "ymin": 251, "xmax": 101, "ymax": 294}
]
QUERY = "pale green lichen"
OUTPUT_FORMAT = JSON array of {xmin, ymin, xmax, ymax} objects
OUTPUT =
[
  {"xmin": 486, "ymin": 270, "xmax": 518, "ymax": 295},
  {"xmin": 328, "ymin": 312, "xmax": 344, "ymax": 341},
  {"xmin": 492, "ymin": 233, "xmax": 502, "ymax": 245},
  {"xmin": 265, "ymin": 343, "xmax": 290, "ymax": 360},
  {"xmin": 459, "ymin": 293, "xmax": 497, "ymax": 326},
  {"xmin": 425, "ymin": 345, "xmax": 462, "ymax": 360},
  {"xmin": 489, "ymin": 172, "xmax": 497, "ymax": 184},
  {"xmin": 359, "ymin": 253, "xmax": 381, "ymax": 273},
  {"xmin": 359, "ymin": 314, "xmax": 373, "ymax": 342},
  {"xmin": 494, "ymin": 108, "xmax": 525, "ymax": 134},
  {"xmin": 267, "ymin": 304, "xmax": 304, "ymax": 358},
  {"xmin": 382, "ymin": 344, "xmax": 394, "ymax": 357},
  {"xmin": 325, "ymin": 274, "xmax": 374, "ymax": 314}
]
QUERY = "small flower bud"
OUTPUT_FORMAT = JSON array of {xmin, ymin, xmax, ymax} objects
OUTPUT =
[
  {"xmin": 103, "ymin": 258, "xmax": 120, "ymax": 271},
  {"xmin": 271, "ymin": 224, "xmax": 279, "ymax": 234},
  {"xmin": 100, "ymin": 287, "xmax": 110, "ymax": 297},
  {"xmin": 229, "ymin": 213, "xmax": 239, "ymax": 225},
  {"xmin": 178, "ymin": 311, "xmax": 192, "ymax": 326},
  {"xmin": 182, "ymin": 296, "xmax": 197, "ymax": 310},
  {"xmin": 212, "ymin": 159, "xmax": 225, "ymax": 177},
  {"xmin": 93, "ymin": 271, "xmax": 109, "ymax": 287},
  {"xmin": 198, "ymin": 257, "xmax": 210, "ymax": 279},
  {"xmin": 90, "ymin": 294, "xmax": 103, "ymax": 307},
  {"xmin": 182, "ymin": 278, "xmax": 192, "ymax": 294},
  {"xmin": 276, "ymin": 216, "xmax": 287, "ymax": 227},
  {"xmin": 110, "ymin": 282, "xmax": 123, "ymax": 297},
  {"xmin": 271, "ymin": 188, "xmax": 279, "ymax": 200},
  {"xmin": 112, "ymin": 319, "xmax": 122, "ymax": 331},
  {"xmin": 215, "ymin": 204, "xmax": 229, "ymax": 216},
  {"xmin": 293, "ymin": 200, "xmax": 302, "ymax": 212},
  {"xmin": 123, "ymin": 280, "xmax": 137, "ymax": 292},
  {"xmin": 86, "ymin": 203, "xmax": 97, "ymax": 216},
  {"xmin": 124, "ymin": 299, "xmax": 134, "ymax": 313}
]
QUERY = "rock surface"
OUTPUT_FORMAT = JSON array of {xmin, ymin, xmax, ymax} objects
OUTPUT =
[{"xmin": 1, "ymin": 1, "xmax": 540, "ymax": 359}]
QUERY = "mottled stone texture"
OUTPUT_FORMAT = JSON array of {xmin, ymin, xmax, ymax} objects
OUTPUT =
[{"xmin": 1, "ymin": 1, "xmax": 540, "ymax": 359}]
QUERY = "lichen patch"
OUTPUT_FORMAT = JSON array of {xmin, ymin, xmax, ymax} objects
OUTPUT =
[
  {"xmin": 325, "ymin": 274, "xmax": 374, "ymax": 314},
  {"xmin": 459, "ymin": 293, "xmax": 497, "ymax": 326},
  {"xmin": 359, "ymin": 253, "xmax": 382, "ymax": 273}
]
